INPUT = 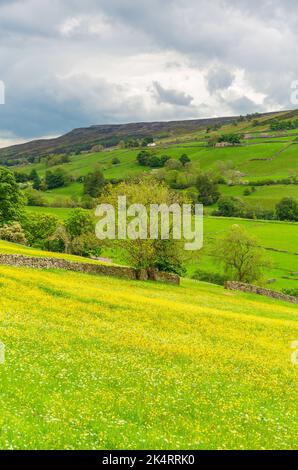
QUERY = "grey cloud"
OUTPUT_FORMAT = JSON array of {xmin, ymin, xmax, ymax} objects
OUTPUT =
[
  {"xmin": 0, "ymin": 0, "xmax": 297, "ymax": 143},
  {"xmin": 152, "ymin": 81, "xmax": 193, "ymax": 106},
  {"xmin": 228, "ymin": 96, "xmax": 261, "ymax": 115},
  {"xmin": 206, "ymin": 66, "xmax": 235, "ymax": 93}
]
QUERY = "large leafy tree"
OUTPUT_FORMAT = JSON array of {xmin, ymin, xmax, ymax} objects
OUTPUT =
[
  {"xmin": 83, "ymin": 169, "xmax": 105, "ymax": 198},
  {"xmin": 212, "ymin": 225, "xmax": 270, "ymax": 283},
  {"xmin": 22, "ymin": 213, "xmax": 59, "ymax": 248},
  {"xmin": 65, "ymin": 208, "xmax": 94, "ymax": 239},
  {"xmin": 196, "ymin": 174, "xmax": 220, "ymax": 206},
  {"xmin": 0, "ymin": 167, "xmax": 25, "ymax": 225},
  {"xmin": 98, "ymin": 177, "xmax": 189, "ymax": 273},
  {"xmin": 45, "ymin": 168, "xmax": 70, "ymax": 189},
  {"xmin": 29, "ymin": 169, "xmax": 41, "ymax": 190}
]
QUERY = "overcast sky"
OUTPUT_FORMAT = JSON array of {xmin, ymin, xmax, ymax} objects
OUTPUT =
[{"xmin": 0, "ymin": 0, "xmax": 297, "ymax": 147}]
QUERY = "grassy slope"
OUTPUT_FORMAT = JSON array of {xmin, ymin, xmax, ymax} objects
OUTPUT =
[
  {"xmin": 218, "ymin": 184, "xmax": 298, "ymax": 210},
  {"xmin": 14, "ymin": 113, "xmax": 298, "ymax": 209},
  {"xmin": 195, "ymin": 217, "xmax": 298, "ymax": 292},
  {"xmin": 0, "ymin": 263, "xmax": 297, "ymax": 449},
  {"xmin": 20, "ymin": 209, "xmax": 298, "ymax": 292},
  {"xmin": 19, "ymin": 138, "xmax": 297, "ymax": 205},
  {"xmin": 0, "ymin": 239, "xmax": 110, "ymax": 265},
  {"xmin": 13, "ymin": 113, "xmax": 298, "ymax": 291},
  {"xmin": 25, "ymin": 205, "xmax": 75, "ymax": 220}
]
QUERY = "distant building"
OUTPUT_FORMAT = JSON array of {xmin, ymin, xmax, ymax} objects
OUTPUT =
[
  {"xmin": 147, "ymin": 142, "xmax": 157, "ymax": 147},
  {"xmin": 215, "ymin": 142, "xmax": 232, "ymax": 148}
]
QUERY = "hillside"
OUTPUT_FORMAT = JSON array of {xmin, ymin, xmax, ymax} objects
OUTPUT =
[
  {"xmin": 0, "ymin": 248, "xmax": 297, "ymax": 449},
  {"xmin": 0, "ymin": 116, "xmax": 239, "ymax": 163},
  {"xmin": 0, "ymin": 109, "xmax": 292, "ymax": 163},
  {"xmin": 2, "ymin": 107, "xmax": 296, "ymax": 296}
]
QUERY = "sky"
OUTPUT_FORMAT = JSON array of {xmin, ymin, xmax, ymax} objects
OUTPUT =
[{"xmin": 0, "ymin": 0, "xmax": 297, "ymax": 147}]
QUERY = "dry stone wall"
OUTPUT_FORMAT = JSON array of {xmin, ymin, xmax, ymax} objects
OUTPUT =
[
  {"xmin": 225, "ymin": 281, "xmax": 298, "ymax": 305},
  {"xmin": 0, "ymin": 254, "xmax": 180, "ymax": 285}
]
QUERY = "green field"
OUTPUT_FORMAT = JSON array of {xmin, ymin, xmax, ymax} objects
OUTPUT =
[
  {"xmin": 22, "ymin": 207, "xmax": 298, "ymax": 293},
  {"xmin": 16, "ymin": 139, "xmax": 298, "ymax": 210},
  {"xmin": 2, "ymin": 110, "xmax": 298, "ymax": 450},
  {"xmin": 11, "ymin": 112, "xmax": 298, "ymax": 292},
  {"xmin": 0, "ymin": 257, "xmax": 297, "ymax": 449},
  {"xmin": 218, "ymin": 184, "xmax": 298, "ymax": 210},
  {"xmin": 194, "ymin": 217, "xmax": 298, "ymax": 292},
  {"xmin": 0, "ymin": 239, "xmax": 110, "ymax": 265},
  {"xmin": 25, "ymin": 205, "xmax": 75, "ymax": 220}
]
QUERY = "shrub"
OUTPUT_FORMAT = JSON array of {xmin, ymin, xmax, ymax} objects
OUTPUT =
[
  {"xmin": 214, "ymin": 196, "xmax": 246, "ymax": 217},
  {"xmin": 0, "ymin": 222, "xmax": 27, "ymax": 245},
  {"xmin": 25, "ymin": 189, "xmax": 47, "ymax": 206},
  {"xmin": 45, "ymin": 168, "xmax": 70, "ymax": 189},
  {"xmin": 275, "ymin": 197, "xmax": 298, "ymax": 221},
  {"xmin": 0, "ymin": 167, "xmax": 25, "ymax": 225},
  {"xmin": 179, "ymin": 154, "xmax": 191, "ymax": 166},
  {"xmin": 282, "ymin": 287, "xmax": 298, "ymax": 298},
  {"xmin": 29, "ymin": 169, "xmax": 41, "ymax": 190},
  {"xmin": 243, "ymin": 188, "xmax": 251, "ymax": 196},
  {"xmin": 196, "ymin": 174, "xmax": 220, "ymax": 205},
  {"xmin": 192, "ymin": 269, "xmax": 227, "ymax": 286},
  {"xmin": 22, "ymin": 213, "xmax": 59, "ymax": 248},
  {"xmin": 136, "ymin": 151, "xmax": 169, "ymax": 168},
  {"xmin": 65, "ymin": 208, "xmax": 94, "ymax": 238},
  {"xmin": 71, "ymin": 233, "xmax": 102, "ymax": 257},
  {"xmin": 83, "ymin": 169, "xmax": 105, "ymax": 198},
  {"xmin": 218, "ymin": 134, "xmax": 241, "ymax": 145}
]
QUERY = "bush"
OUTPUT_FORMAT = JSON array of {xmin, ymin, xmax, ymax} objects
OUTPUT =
[
  {"xmin": 218, "ymin": 134, "xmax": 241, "ymax": 145},
  {"xmin": 243, "ymin": 188, "xmax": 251, "ymax": 196},
  {"xmin": 276, "ymin": 197, "xmax": 298, "ymax": 221},
  {"xmin": 136, "ymin": 150, "xmax": 169, "ymax": 168},
  {"xmin": 83, "ymin": 169, "xmax": 105, "ymax": 198},
  {"xmin": 0, "ymin": 167, "xmax": 25, "ymax": 225},
  {"xmin": 282, "ymin": 287, "xmax": 298, "ymax": 298},
  {"xmin": 0, "ymin": 222, "xmax": 27, "ymax": 245},
  {"xmin": 179, "ymin": 154, "xmax": 190, "ymax": 166},
  {"xmin": 71, "ymin": 233, "xmax": 102, "ymax": 257},
  {"xmin": 192, "ymin": 269, "xmax": 227, "ymax": 286},
  {"xmin": 214, "ymin": 196, "xmax": 246, "ymax": 217},
  {"xmin": 45, "ymin": 168, "xmax": 70, "ymax": 189},
  {"xmin": 25, "ymin": 189, "xmax": 47, "ymax": 206},
  {"xmin": 196, "ymin": 174, "xmax": 220, "ymax": 205},
  {"xmin": 65, "ymin": 208, "xmax": 94, "ymax": 238},
  {"xmin": 112, "ymin": 157, "xmax": 120, "ymax": 165},
  {"xmin": 22, "ymin": 213, "xmax": 59, "ymax": 248}
]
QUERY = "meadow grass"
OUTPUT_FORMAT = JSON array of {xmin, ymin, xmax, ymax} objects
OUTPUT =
[
  {"xmin": 0, "ymin": 265, "xmax": 297, "ymax": 449},
  {"xmin": 0, "ymin": 240, "xmax": 109, "ymax": 265},
  {"xmin": 189, "ymin": 217, "xmax": 298, "ymax": 291},
  {"xmin": 25, "ymin": 206, "xmax": 75, "ymax": 220},
  {"xmin": 20, "ymin": 210, "xmax": 298, "ymax": 292},
  {"xmin": 218, "ymin": 184, "xmax": 298, "ymax": 210}
]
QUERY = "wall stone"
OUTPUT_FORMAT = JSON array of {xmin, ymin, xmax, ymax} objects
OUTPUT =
[
  {"xmin": 0, "ymin": 254, "xmax": 180, "ymax": 285},
  {"xmin": 225, "ymin": 281, "xmax": 298, "ymax": 305}
]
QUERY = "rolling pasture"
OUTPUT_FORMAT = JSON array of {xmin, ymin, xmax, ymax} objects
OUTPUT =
[
  {"xmin": 12, "ymin": 111, "xmax": 298, "ymax": 294},
  {"xmin": 0, "ymin": 258, "xmax": 297, "ymax": 449},
  {"xmin": 16, "ymin": 134, "xmax": 298, "ymax": 206}
]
